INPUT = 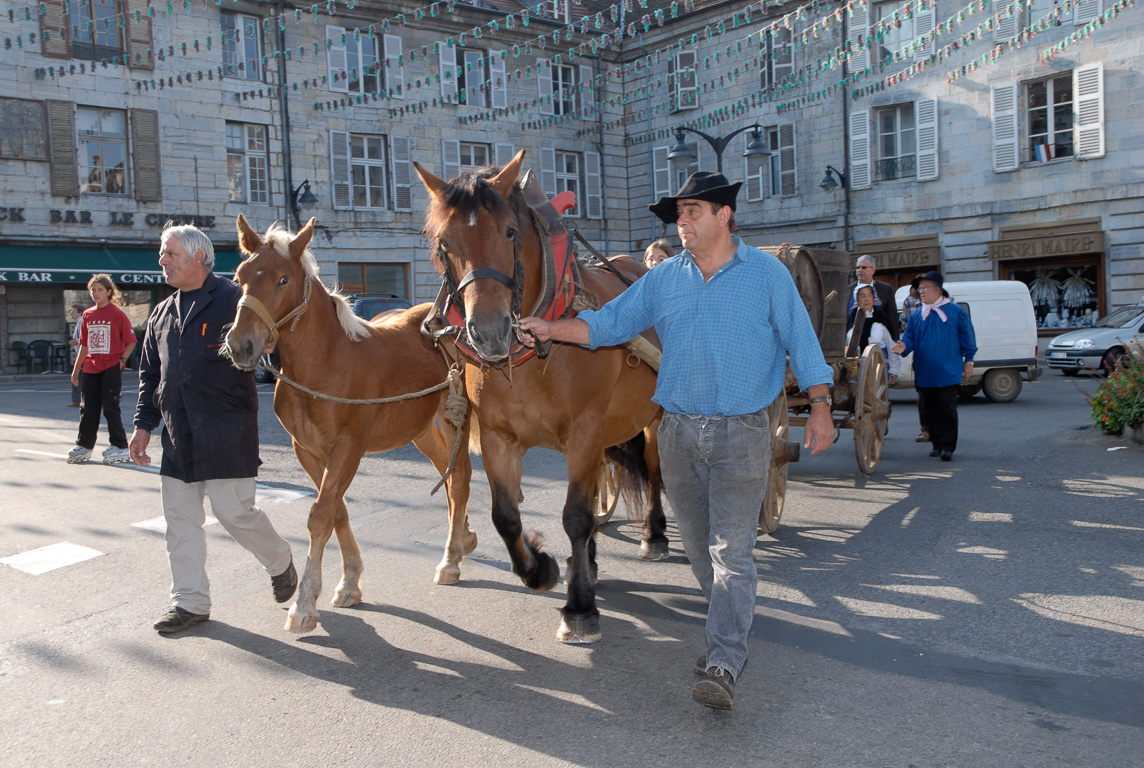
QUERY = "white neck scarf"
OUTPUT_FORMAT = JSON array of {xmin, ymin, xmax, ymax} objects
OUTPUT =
[{"xmin": 921, "ymin": 295, "xmax": 951, "ymax": 322}]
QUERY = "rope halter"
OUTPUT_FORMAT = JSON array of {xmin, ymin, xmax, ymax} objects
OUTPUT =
[{"xmin": 235, "ymin": 274, "xmax": 312, "ymax": 348}]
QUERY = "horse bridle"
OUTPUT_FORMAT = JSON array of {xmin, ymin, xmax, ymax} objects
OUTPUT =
[
  {"xmin": 435, "ymin": 227, "xmax": 524, "ymax": 331},
  {"xmin": 235, "ymin": 273, "xmax": 312, "ymax": 347}
]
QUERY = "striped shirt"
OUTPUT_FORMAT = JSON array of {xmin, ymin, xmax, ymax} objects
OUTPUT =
[{"xmin": 580, "ymin": 238, "xmax": 833, "ymax": 417}]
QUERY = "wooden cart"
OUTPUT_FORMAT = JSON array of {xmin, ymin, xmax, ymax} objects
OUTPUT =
[
  {"xmin": 593, "ymin": 245, "xmax": 891, "ymax": 531},
  {"xmin": 757, "ymin": 245, "xmax": 892, "ymax": 535}
]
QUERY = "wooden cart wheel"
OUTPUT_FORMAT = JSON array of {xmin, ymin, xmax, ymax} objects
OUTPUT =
[
  {"xmin": 853, "ymin": 344, "xmax": 890, "ymax": 476},
  {"xmin": 759, "ymin": 390, "xmax": 794, "ymax": 535},
  {"xmin": 594, "ymin": 457, "xmax": 622, "ymax": 524}
]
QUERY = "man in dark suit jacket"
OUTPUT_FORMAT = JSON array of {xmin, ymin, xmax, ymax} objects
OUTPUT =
[{"xmin": 847, "ymin": 255, "xmax": 900, "ymax": 337}]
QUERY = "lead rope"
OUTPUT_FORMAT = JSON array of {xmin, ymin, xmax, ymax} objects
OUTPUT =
[{"xmin": 262, "ymin": 357, "xmax": 469, "ymax": 494}]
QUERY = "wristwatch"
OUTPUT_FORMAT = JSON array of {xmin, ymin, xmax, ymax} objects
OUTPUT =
[{"xmin": 809, "ymin": 395, "xmax": 830, "ymax": 405}]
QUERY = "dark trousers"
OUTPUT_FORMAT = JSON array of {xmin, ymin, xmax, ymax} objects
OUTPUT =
[
  {"xmin": 77, "ymin": 365, "xmax": 126, "ymax": 450},
  {"xmin": 916, "ymin": 388, "xmax": 927, "ymax": 432},
  {"xmin": 919, "ymin": 385, "xmax": 959, "ymax": 453}
]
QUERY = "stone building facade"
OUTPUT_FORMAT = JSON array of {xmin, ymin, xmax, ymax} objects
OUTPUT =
[{"xmin": 2, "ymin": 0, "xmax": 1141, "ymax": 371}]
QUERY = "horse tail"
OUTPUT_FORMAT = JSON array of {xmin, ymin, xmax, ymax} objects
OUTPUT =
[{"xmin": 603, "ymin": 432, "xmax": 651, "ymax": 525}]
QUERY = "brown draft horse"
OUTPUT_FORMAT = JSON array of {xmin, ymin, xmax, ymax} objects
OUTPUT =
[
  {"xmin": 223, "ymin": 215, "xmax": 476, "ymax": 633},
  {"xmin": 415, "ymin": 150, "xmax": 663, "ymax": 643}
]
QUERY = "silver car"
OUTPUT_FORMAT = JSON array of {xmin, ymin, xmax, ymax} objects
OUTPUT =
[{"xmin": 1045, "ymin": 305, "xmax": 1144, "ymax": 374}]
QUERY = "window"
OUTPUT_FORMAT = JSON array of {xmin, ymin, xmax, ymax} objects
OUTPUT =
[
  {"xmin": 458, "ymin": 47, "xmax": 488, "ymax": 107},
  {"xmin": 326, "ymin": 26, "xmax": 388, "ymax": 95},
  {"xmin": 992, "ymin": 64, "xmax": 1103, "ymax": 172},
  {"xmin": 77, "ymin": 108, "xmax": 127, "ymax": 195},
  {"xmin": 460, "ymin": 142, "xmax": 490, "ymax": 170},
  {"xmin": 1026, "ymin": 75, "xmax": 1074, "ymax": 162},
  {"xmin": 875, "ymin": 104, "xmax": 917, "ymax": 181},
  {"xmin": 875, "ymin": 2, "xmax": 913, "ymax": 63},
  {"xmin": 221, "ymin": 11, "xmax": 262, "ymax": 81},
  {"xmin": 744, "ymin": 128, "xmax": 783, "ymax": 201},
  {"xmin": 337, "ymin": 263, "xmax": 409, "ymax": 299},
  {"xmin": 351, "ymin": 134, "xmax": 388, "ymax": 209},
  {"xmin": 552, "ymin": 65, "xmax": 576, "ymax": 116},
  {"xmin": 226, "ymin": 122, "xmax": 269, "ymax": 204},
  {"xmin": 545, "ymin": 0, "xmax": 571, "ymax": 23},
  {"xmin": 668, "ymin": 50, "xmax": 698, "ymax": 112},
  {"xmin": 761, "ymin": 28, "xmax": 793, "ymax": 90},
  {"xmin": 331, "ymin": 132, "xmax": 413, "ymax": 212},
  {"xmin": 540, "ymin": 148, "xmax": 603, "ymax": 219},
  {"xmin": 72, "ymin": 0, "xmax": 123, "ymax": 61}
]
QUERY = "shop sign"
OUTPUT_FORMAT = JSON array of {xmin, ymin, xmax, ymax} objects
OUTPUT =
[
  {"xmin": 988, "ymin": 232, "xmax": 1103, "ymax": 260},
  {"xmin": 0, "ymin": 209, "xmax": 215, "ymax": 229},
  {"xmin": 881, "ymin": 248, "xmax": 936, "ymax": 270},
  {"xmin": 0, "ymin": 270, "xmax": 167, "ymax": 284}
]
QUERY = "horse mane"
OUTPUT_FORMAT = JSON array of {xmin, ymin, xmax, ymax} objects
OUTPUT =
[
  {"xmin": 423, "ymin": 165, "xmax": 522, "ymax": 267},
  {"xmin": 263, "ymin": 223, "xmax": 371, "ymax": 342}
]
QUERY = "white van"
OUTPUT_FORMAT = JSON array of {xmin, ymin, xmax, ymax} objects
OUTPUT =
[{"xmin": 892, "ymin": 280, "xmax": 1042, "ymax": 402}]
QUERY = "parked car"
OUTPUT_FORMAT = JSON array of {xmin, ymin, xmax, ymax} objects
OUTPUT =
[
  {"xmin": 1045, "ymin": 305, "xmax": 1144, "ymax": 375},
  {"xmin": 893, "ymin": 280, "xmax": 1041, "ymax": 402},
  {"xmin": 254, "ymin": 348, "xmax": 280, "ymax": 384},
  {"xmin": 350, "ymin": 294, "xmax": 413, "ymax": 320}
]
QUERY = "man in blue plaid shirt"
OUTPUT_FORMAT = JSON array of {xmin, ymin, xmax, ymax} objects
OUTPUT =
[{"xmin": 521, "ymin": 172, "xmax": 834, "ymax": 711}]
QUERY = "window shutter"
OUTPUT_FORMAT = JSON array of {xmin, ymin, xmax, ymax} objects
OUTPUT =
[
  {"xmin": 326, "ymin": 26, "xmax": 348, "ymax": 94},
  {"xmin": 579, "ymin": 64, "xmax": 594, "ymax": 120},
  {"xmin": 539, "ymin": 146, "xmax": 557, "ymax": 197},
  {"xmin": 993, "ymin": 4, "xmax": 1018, "ymax": 41},
  {"xmin": 778, "ymin": 125, "xmax": 797, "ymax": 197},
  {"xmin": 584, "ymin": 151, "xmax": 602, "ymax": 219},
  {"xmin": 912, "ymin": 4, "xmax": 935, "ymax": 60},
  {"xmin": 775, "ymin": 30, "xmax": 794, "ymax": 87},
  {"xmin": 1074, "ymin": 0, "xmax": 1103, "ymax": 24},
  {"xmin": 1074, "ymin": 63, "xmax": 1104, "ymax": 158},
  {"xmin": 991, "ymin": 82, "xmax": 1019, "ymax": 172},
  {"xmin": 385, "ymin": 34, "xmax": 404, "ymax": 99},
  {"xmin": 490, "ymin": 50, "xmax": 507, "ymax": 109},
  {"xmin": 439, "ymin": 41, "xmax": 457, "ymax": 102},
  {"xmin": 329, "ymin": 130, "xmax": 352, "ymax": 210},
  {"xmin": 39, "ymin": 0, "xmax": 69, "ymax": 59},
  {"xmin": 848, "ymin": 110, "xmax": 871, "ymax": 190},
  {"xmin": 652, "ymin": 146, "xmax": 670, "ymax": 200},
  {"xmin": 46, "ymin": 99, "xmax": 78, "ymax": 197},
  {"xmin": 563, "ymin": 0, "xmax": 572, "ymax": 24},
  {"xmin": 674, "ymin": 50, "xmax": 698, "ymax": 111},
  {"xmin": 537, "ymin": 57, "xmax": 554, "ymax": 116},
  {"xmin": 850, "ymin": 4, "xmax": 869, "ymax": 72},
  {"xmin": 390, "ymin": 135, "xmax": 413, "ymax": 211},
  {"xmin": 494, "ymin": 143, "xmax": 514, "ymax": 168},
  {"xmin": 441, "ymin": 138, "xmax": 461, "ymax": 181},
  {"xmin": 915, "ymin": 98, "xmax": 939, "ymax": 181},
  {"xmin": 130, "ymin": 108, "xmax": 161, "ymax": 201},
  {"xmin": 743, "ymin": 153, "xmax": 764, "ymax": 202},
  {"xmin": 125, "ymin": 0, "xmax": 153, "ymax": 70}
]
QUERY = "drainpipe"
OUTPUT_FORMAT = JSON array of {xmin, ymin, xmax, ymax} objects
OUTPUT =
[
  {"xmin": 841, "ymin": 10, "xmax": 853, "ymax": 253},
  {"xmin": 275, "ymin": 2, "xmax": 296, "ymax": 229}
]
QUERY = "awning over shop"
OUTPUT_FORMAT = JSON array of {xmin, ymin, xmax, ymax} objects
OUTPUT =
[{"xmin": 0, "ymin": 244, "xmax": 241, "ymax": 284}]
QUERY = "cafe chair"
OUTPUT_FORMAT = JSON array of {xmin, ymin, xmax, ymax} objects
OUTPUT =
[
  {"xmin": 27, "ymin": 339, "xmax": 54, "ymax": 374},
  {"xmin": 9, "ymin": 341, "xmax": 33, "ymax": 373}
]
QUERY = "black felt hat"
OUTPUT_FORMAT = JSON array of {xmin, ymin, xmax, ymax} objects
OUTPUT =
[
  {"xmin": 649, "ymin": 172, "xmax": 743, "ymax": 224},
  {"xmin": 911, "ymin": 270, "xmax": 950, "ymax": 298}
]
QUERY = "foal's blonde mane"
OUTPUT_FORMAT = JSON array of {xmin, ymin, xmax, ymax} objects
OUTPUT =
[{"xmin": 263, "ymin": 224, "xmax": 371, "ymax": 342}]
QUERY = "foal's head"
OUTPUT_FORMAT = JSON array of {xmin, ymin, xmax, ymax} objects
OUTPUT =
[
  {"xmin": 226, "ymin": 214, "xmax": 367, "ymax": 371},
  {"xmin": 416, "ymin": 150, "xmax": 526, "ymax": 363}
]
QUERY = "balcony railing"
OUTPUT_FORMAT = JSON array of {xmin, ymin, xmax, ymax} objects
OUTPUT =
[{"xmin": 875, "ymin": 155, "xmax": 917, "ymax": 181}]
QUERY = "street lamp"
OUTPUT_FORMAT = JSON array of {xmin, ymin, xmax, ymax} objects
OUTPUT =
[
  {"xmin": 667, "ymin": 124, "xmax": 771, "ymax": 175},
  {"xmin": 819, "ymin": 165, "xmax": 851, "ymax": 253},
  {"xmin": 291, "ymin": 179, "xmax": 318, "ymax": 230}
]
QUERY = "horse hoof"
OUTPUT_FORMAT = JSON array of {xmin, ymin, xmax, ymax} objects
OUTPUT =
[
  {"xmin": 284, "ymin": 611, "xmax": 319, "ymax": 634},
  {"xmin": 434, "ymin": 566, "xmax": 461, "ymax": 585},
  {"xmin": 462, "ymin": 531, "xmax": 478, "ymax": 556},
  {"xmin": 330, "ymin": 590, "xmax": 361, "ymax": 608},
  {"xmin": 523, "ymin": 551, "xmax": 560, "ymax": 592},
  {"xmin": 638, "ymin": 539, "xmax": 670, "ymax": 561},
  {"xmin": 557, "ymin": 615, "xmax": 601, "ymax": 644}
]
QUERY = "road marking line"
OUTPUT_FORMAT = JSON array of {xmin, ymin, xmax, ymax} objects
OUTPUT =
[{"xmin": 1, "ymin": 542, "xmax": 105, "ymax": 575}]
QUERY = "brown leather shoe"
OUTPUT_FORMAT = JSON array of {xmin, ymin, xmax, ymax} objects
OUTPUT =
[
  {"xmin": 915, "ymin": 431, "xmax": 930, "ymax": 442},
  {"xmin": 692, "ymin": 667, "xmax": 735, "ymax": 710},
  {"xmin": 153, "ymin": 606, "xmax": 209, "ymax": 634},
  {"xmin": 271, "ymin": 560, "xmax": 297, "ymax": 603}
]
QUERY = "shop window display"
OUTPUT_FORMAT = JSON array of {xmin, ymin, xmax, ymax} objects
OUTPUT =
[{"xmin": 1005, "ymin": 263, "xmax": 1098, "ymax": 330}]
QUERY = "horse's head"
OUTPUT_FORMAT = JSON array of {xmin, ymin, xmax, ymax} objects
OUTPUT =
[
  {"xmin": 416, "ymin": 150, "xmax": 527, "ymax": 364},
  {"xmin": 224, "ymin": 213, "xmax": 317, "ymax": 371}
]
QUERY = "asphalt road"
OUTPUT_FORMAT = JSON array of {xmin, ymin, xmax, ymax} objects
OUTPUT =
[{"xmin": 0, "ymin": 369, "xmax": 1141, "ymax": 767}]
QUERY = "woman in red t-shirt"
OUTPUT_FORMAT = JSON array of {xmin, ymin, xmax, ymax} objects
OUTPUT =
[{"xmin": 67, "ymin": 274, "xmax": 137, "ymax": 464}]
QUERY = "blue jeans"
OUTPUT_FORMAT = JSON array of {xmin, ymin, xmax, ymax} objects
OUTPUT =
[{"xmin": 658, "ymin": 408, "xmax": 771, "ymax": 679}]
